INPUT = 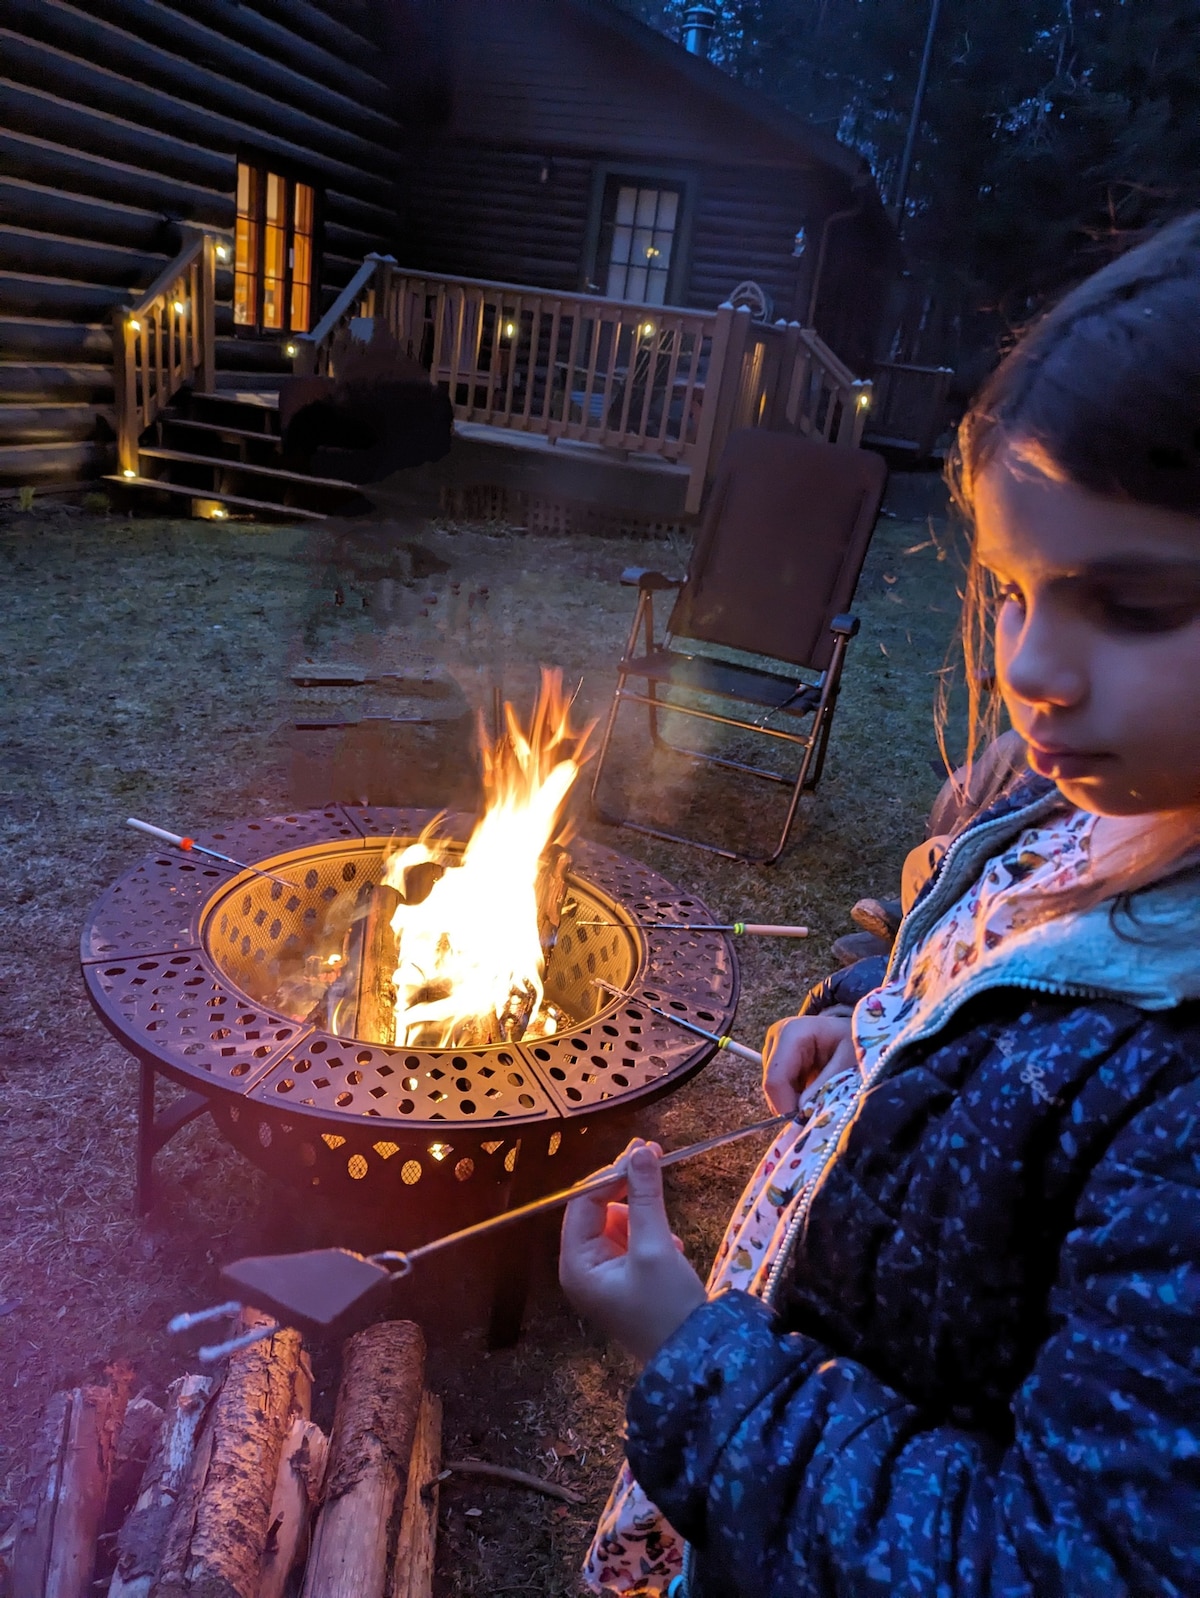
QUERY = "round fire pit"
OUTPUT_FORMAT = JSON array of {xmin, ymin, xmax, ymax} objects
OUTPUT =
[{"xmin": 82, "ymin": 807, "xmax": 739, "ymax": 1259}]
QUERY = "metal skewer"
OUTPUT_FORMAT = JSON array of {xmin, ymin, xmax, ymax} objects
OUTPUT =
[
  {"xmin": 578, "ymin": 920, "xmax": 809, "ymax": 938},
  {"xmin": 174, "ymin": 1108, "xmax": 797, "ymax": 1360},
  {"xmin": 126, "ymin": 817, "xmax": 298, "ymax": 889},
  {"xmin": 373, "ymin": 1109, "xmax": 794, "ymax": 1276},
  {"xmin": 593, "ymin": 978, "xmax": 763, "ymax": 1063}
]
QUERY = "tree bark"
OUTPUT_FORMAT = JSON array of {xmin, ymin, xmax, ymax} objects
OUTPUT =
[
  {"xmin": 257, "ymin": 1419, "xmax": 328, "ymax": 1598},
  {"xmin": 153, "ymin": 1313, "xmax": 304, "ymax": 1598},
  {"xmin": 109, "ymin": 1376, "xmax": 214, "ymax": 1598},
  {"xmin": 13, "ymin": 1365, "xmax": 133, "ymax": 1598},
  {"xmin": 300, "ymin": 1321, "xmax": 426, "ymax": 1598},
  {"xmin": 391, "ymin": 1392, "xmax": 442, "ymax": 1598}
]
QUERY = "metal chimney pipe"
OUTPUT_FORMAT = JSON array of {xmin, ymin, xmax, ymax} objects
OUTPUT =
[{"xmin": 683, "ymin": 4, "xmax": 718, "ymax": 58}]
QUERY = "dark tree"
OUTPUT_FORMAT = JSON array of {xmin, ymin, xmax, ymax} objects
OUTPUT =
[{"xmin": 620, "ymin": 0, "xmax": 1200, "ymax": 366}]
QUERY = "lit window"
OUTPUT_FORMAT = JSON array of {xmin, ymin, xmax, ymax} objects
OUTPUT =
[
  {"xmin": 599, "ymin": 180, "xmax": 681, "ymax": 305},
  {"xmin": 234, "ymin": 160, "xmax": 317, "ymax": 334}
]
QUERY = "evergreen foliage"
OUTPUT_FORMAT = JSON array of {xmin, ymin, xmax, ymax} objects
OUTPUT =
[{"xmin": 619, "ymin": 0, "xmax": 1200, "ymax": 361}]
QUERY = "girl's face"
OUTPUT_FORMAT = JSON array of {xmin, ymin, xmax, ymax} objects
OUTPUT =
[{"xmin": 974, "ymin": 453, "xmax": 1200, "ymax": 817}]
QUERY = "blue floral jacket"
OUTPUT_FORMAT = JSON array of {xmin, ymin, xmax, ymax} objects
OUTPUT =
[{"xmin": 626, "ymin": 779, "xmax": 1200, "ymax": 1596}]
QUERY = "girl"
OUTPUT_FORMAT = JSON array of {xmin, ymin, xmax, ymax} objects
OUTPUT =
[{"xmin": 560, "ymin": 213, "xmax": 1200, "ymax": 1597}]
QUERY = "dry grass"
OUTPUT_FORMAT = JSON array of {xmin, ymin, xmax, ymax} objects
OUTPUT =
[{"xmin": 0, "ymin": 481, "xmax": 962, "ymax": 1594}]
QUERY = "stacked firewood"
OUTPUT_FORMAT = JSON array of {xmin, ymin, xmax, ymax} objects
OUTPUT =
[{"xmin": 8, "ymin": 1317, "xmax": 440, "ymax": 1598}]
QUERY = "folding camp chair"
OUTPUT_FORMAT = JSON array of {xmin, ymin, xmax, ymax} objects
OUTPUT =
[{"xmin": 590, "ymin": 428, "xmax": 887, "ymax": 864}]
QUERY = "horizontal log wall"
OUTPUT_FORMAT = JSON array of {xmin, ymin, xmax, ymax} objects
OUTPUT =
[
  {"xmin": 0, "ymin": 0, "xmax": 406, "ymax": 482},
  {"xmin": 404, "ymin": 146, "xmax": 595, "ymax": 292}
]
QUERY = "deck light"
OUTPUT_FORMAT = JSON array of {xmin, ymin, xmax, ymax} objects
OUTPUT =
[
  {"xmin": 503, "ymin": 321, "xmax": 516, "ymax": 338},
  {"xmin": 215, "ymin": 243, "xmax": 230, "ymax": 261},
  {"xmin": 285, "ymin": 342, "xmax": 297, "ymax": 357},
  {"xmin": 173, "ymin": 299, "xmax": 186, "ymax": 314},
  {"xmin": 122, "ymin": 468, "xmax": 137, "ymax": 479},
  {"xmin": 642, "ymin": 321, "xmax": 655, "ymax": 337},
  {"xmin": 211, "ymin": 506, "xmax": 229, "ymax": 520},
  {"xmin": 857, "ymin": 391, "xmax": 871, "ymax": 410},
  {"xmin": 128, "ymin": 318, "xmax": 141, "ymax": 332}
]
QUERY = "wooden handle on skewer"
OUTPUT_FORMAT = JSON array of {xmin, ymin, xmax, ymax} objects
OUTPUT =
[{"xmin": 127, "ymin": 817, "xmax": 187, "ymax": 847}]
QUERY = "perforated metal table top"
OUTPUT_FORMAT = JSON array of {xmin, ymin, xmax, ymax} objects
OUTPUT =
[{"xmin": 82, "ymin": 808, "xmax": 740, "ymax": 1141}]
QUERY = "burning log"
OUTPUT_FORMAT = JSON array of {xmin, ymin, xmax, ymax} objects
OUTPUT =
[
  {"xmin": 154, "ymin": 1312, "xmax": 307, "ymax": 1598},
  {"xmin": 108, "ymin": 1376, "xmax": 213, "ymax": 1598},
  {"xmin": 258, "ymin": 1419, "xmax": 329, "ymax": 1598},
  {"xmin": 536, "ymin": 843, "xmax": 571, "ymax": 964},
  {"xmin": 353, "ymin": 882, "xmax": 402, "ymax": 1046},
  {"xmin": 12, "ymin": 1362, "xmax": 133, "ymax": 1598},
  {"xmin": 300, "ymin": 1321, "xmax": 426, "ymax": 1598}
]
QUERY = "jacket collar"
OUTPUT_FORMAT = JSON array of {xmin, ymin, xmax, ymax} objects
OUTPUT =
[{"xmin": 890, "ymin": 774, "xmax": 1200, "ymax": 1013}]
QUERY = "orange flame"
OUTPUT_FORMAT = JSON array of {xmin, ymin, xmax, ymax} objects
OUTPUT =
[{"xmin": 382, "ymin": 670, "xmax": 589, "ymax": 1047}]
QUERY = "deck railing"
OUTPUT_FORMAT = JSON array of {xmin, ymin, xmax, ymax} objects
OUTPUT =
[
  {"xmin": 864, "ymin": 360, "xmax": 955, "ymax": 458},
  {"xmin": 295, "ymin": 258, "xmax": 871, "ymax": 515},
  {"xmin": 113, "ymin": 231, "xmax": 217, "ymax": 477}
]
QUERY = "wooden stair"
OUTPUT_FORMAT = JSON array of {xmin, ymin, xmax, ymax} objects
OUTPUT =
[{"xmin": 105, "ymin": 386, "xmax": 374, "ymax": 520}]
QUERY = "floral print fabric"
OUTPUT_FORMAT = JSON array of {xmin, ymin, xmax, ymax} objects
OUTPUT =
[{"xmin": 853, "ymin": 805, "xmax": 1097, "ymax": 1072}]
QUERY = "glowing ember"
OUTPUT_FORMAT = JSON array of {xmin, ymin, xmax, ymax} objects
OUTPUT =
[{"xmin": 381, "ymin": 670, "xmax": 588, "ymax": 1048}]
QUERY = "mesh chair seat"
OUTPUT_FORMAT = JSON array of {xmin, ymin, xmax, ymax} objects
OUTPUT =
[{"xmin": 624, "ymin": 648, "xmax": 823, "ymax": 717}]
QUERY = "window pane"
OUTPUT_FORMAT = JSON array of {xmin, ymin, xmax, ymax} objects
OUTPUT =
[
  {"xmin": 657, "ymin": 190, "xmax": 680, "ymax": 230},
  {"xmin": 634, "ymin": 187, "xmax": 659, "ymax": 227},
  {"xmin": 632, "ymin": 227, "xmax": 656, "ymax": 267},
  {"xmin": 293, "ymin": 182, "xmax": 314, "ymax": 238},
  {"xmin": 262, "ymin": 171, "xmax": 286, "ymax": 330},
  {"xmin": 606, "ymin": 260, "xmax": 629, "ymax": 298},
  {"xmin": 610, "ymin": 224, "xmax": 632, "ymax": 267},
  {"xmin": 290, "ymin": 228, "xmax": 312, "ymax": 331},
  {"xmin": 234, "ymin": 162, "xmax": 259, "ymax": 326},
  {"xmin": 615, "ymin": 185, "xmax": 638, "ymax": 225},
  {"xmin": 646, "ymin": 270, "xmax": 668, "ymax": 306},
  {"xmin": 625, "ymin": 264, "xmax": 649, "ymax": 302}
]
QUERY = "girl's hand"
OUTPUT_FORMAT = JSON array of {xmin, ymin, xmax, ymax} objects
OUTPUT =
[
  {"xmin": 763, "ymin": 1014, "xmax": 857, "ymax": 1114},
  {"xmin": 559, "ymin": 1140, "xmax": 706, "ymax": 1366}
]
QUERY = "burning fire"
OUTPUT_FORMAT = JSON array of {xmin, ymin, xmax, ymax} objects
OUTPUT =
[{"xmin": 380, "ymin": 670, "xmax": 588, "ymax": 1048}]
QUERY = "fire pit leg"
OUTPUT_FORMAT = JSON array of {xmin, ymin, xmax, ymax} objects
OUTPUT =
[
  {"xmin": 485, "ymin": 1138, "xmax": 556, "ymax": 1350},
  {"xmin": 135, "ymin": 1063, "xmax": 212, "ymax": 1215}
]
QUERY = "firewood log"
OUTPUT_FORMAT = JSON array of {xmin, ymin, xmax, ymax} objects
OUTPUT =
[
  {"xmin": 257, "ymin": 1419, "xmax": 328, "ymax": 1598},
  {"xmin": 13, "ymin": 1364, "xmax": 133, "ymax": 1598},
  {"xmin": 153, "ymin": 1312, "xmax": 304, "ymax": 1598},
  {"xmin": 108, "ymin": 1376, "xmax": 213, "ymax": 1598},
  {"xmin": 390, "ymin": 1391, "xmax": 442, "ymax": 1598},
  {"xmin": 354, "ymin": 882, "xmax": 402, "ymax": 1046},
  {"xmin": 300, "ymin": 1321, "xmax": 426, "ymax": 1598},
  {"xmin": 106, "ymin": 1396, "xmax": 166, "ymax": 1533}
]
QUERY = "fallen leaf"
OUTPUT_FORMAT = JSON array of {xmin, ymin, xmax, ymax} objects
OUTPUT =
[
  {"xmin": 883, "ymin": 573, "xmax": 898, "ymax": 584},
  {"xmin": 465, "ymin": 1508, "xmax": 483, "ymax": 1518},
  {"xmin": 879, "ymin": 643, "xmax": 889, "ymax": 657}
]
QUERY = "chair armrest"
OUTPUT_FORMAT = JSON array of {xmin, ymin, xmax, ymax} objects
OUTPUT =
[
  {"xmin": 829, "ymin": 613, "xmax": 860, "ymax": 638},
  {"xmin": 620, "ymin": 567, "xmax": 685, "ymax": 591}
]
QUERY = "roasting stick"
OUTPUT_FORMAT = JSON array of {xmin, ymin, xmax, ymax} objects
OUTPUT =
[
  {"xmin": 173, "ymin": 1109, "xmax": 795, "ymax": 1361},
  {"xmin": 126, "ymin": 817, "xmax": 298, "ymax": 889},
  {"xmin": 593, "ymin": 977, "xmax": 763, "ymax": 1064},
  {"xmin": 578, "ymin": 920, "xmax": 809, "ymax": 937}
]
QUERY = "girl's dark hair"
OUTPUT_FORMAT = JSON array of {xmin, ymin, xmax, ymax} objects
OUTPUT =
[
  {"xmin": 939, "ymin": 213, "xmax": 1200, "ymax": 914},
  {"xmin": 942, "ymin": 211, "xmax": 1200, "ymax": 776}
]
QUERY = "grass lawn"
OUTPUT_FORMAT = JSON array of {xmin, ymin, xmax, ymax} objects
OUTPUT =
[{"xmin": 0, "ymin": 477, "xmax": 964, "ymax": 1594}]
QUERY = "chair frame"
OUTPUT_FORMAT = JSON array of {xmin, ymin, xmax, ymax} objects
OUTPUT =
[{"xmin": 590, "ymin": 567, "xmax": 861, "ymax": 865}]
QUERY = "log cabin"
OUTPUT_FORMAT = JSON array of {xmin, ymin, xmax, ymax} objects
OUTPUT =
[{"xmin": 0, "ymin": 0, "xmax": 899, "ymax": 510}]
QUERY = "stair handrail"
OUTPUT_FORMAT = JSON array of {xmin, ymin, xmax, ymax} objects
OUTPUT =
[
  {"xmin": 112, "ymin": 229, "xmax": 218, "ymax": 476},
  {"xmin": 292, "ymin": 253, "xmax": 394, "ymax": 378}
]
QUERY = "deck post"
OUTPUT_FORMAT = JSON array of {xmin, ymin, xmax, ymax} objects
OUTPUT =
[
  {"xmin": 112, "ymin": 309, "xmax": 139, "ymax": 477},
  {"xmin": 198, "ymin": 233, "xmax": 217, "ymax": 395}
]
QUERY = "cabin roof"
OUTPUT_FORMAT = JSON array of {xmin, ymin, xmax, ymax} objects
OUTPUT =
[{"xmin": 393, "ymin": 0, "xmax": 873, "ymax": 187}]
